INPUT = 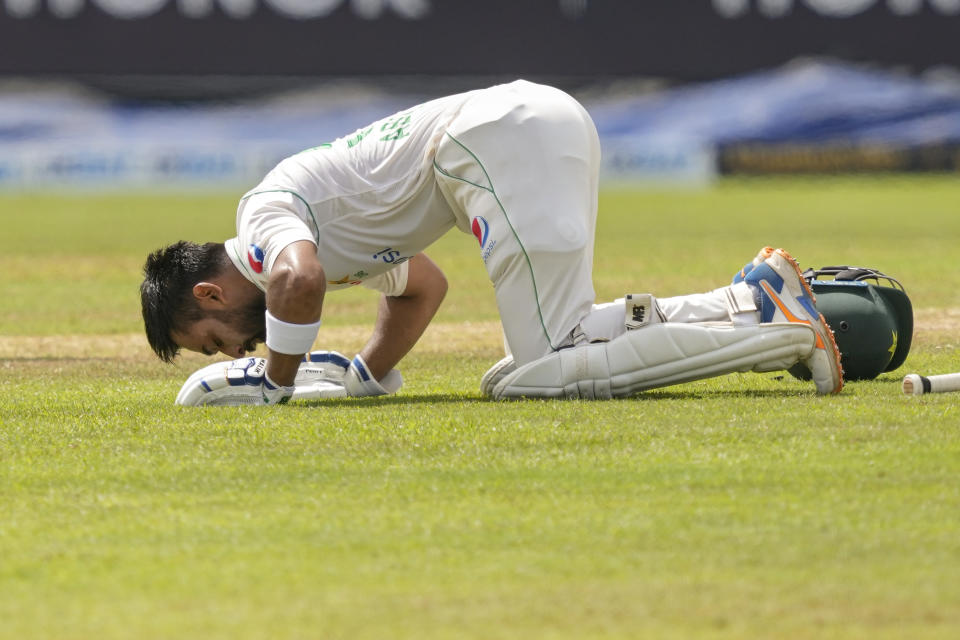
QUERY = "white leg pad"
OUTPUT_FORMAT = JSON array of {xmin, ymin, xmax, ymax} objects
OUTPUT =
[
  {"xmin": 491, "ymin": 322, "xmax": 817, "ymax": 400},
  {"xmin": 480, "ymin": 354, "xmax": 517, "ymax": 397}
]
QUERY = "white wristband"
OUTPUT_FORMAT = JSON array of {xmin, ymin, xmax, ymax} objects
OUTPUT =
[{"xmin": 265, "ymin": 310, "xmax": 322, "ymax": 355}]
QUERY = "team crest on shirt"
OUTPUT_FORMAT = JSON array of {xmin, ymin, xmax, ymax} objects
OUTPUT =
[
  {"xmin": 471, "ymin": 216, "xmax": 496, "ymax": 263},
  {"xmin": 247, "ymin": 244, "xmax": 265, "ymax": 274}
]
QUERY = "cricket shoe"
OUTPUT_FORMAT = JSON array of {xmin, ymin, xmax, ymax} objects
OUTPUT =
[
  {"xmin": 742, "ymin": 248, "xmax": 844, "ymax": 394},
  {"xmin": 732, "ymin": 246, "xmax": 774, "ymax": 284}
]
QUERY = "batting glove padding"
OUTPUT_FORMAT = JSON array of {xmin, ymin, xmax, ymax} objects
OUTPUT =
[
  {"xmin": 300, "ymin": 351, "xmax": 402, "ymax": 397},
  {"xmin": 175, "ymin": 357, "xmax": 295, "ymax": 406},
  {"xmin": 177, "ymin": 353, "xmax": 347, "ymax": 407},
  {"xmin": 293, "ymin": 350, "xmax": 352, "ymax": 400},
  {"xmin": 343, "ymin": 353, "xmax": 403, "ymax": 397},
  {"xmin": 175, "ymin": 351, "xmax": 402, "ymax": 406}
]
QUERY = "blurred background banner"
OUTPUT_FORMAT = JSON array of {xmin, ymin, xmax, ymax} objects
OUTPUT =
[
  {"xmin": 1, "ymin": 1, "xmax": 959, "ymax": 188},
  {"xmin": 2, "ymin": 1, "xmax": 960, "ymax": 83}
]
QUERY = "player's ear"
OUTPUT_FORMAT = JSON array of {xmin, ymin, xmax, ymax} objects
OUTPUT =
[{"xmin": 192, "ymin": 282, "xmax": 226, "ymax": 307}]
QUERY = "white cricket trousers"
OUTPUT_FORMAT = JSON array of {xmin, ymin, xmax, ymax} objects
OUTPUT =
[{"xmin": 433, "ymin": 80, "xmax": 601, "ymax": 366}]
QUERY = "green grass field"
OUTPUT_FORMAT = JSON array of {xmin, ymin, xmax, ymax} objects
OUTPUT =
[{"xmin": 1, "ymin": 176, "xmax": 959, "ymax": 639}]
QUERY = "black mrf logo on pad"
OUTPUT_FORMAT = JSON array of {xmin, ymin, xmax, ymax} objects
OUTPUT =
[{"xmin": 625, "ymin": 294, "xmax": 655, "ymax": 330}]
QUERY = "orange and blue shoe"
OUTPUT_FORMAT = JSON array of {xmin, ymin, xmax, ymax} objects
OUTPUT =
[
  {"xmin": 742, "ymin": 247, "xmax": 844, "ymax": 394},
  {"xmin": 732, "ymin": 246, "xmax": 774, "ymax": 284}
]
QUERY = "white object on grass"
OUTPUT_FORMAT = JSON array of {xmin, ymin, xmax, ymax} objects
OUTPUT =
[{"xmin": 902, "ymin": 372, "xmax": 960, "ymax": 396}]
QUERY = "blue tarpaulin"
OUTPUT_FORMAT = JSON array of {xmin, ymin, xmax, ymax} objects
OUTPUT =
[
  {"xmin": 588, "ymin": 62, "xmax": 960, "ymax": 147},
  {"xmin": 2, "ymin": 61, "xmax": 959, "ymax": 187}
]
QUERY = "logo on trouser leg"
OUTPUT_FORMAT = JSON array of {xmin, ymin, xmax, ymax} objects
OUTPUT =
[
  {"xmin": 471, "ymin": 216, "xmax": 490, "ymax": 246},
  {"xmin": 471, "ymin": 216, "xmax": 497, "ymax": 263}
]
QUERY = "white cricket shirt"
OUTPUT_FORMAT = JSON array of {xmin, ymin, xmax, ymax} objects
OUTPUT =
[{"xmin": 224, "ymin": 89, "xmax": 477, "ymax": 296}]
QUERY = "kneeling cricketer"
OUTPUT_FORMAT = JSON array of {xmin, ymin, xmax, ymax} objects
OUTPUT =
[{"xmin": 141, "ymin": 80, "xmax": 867, "ymax": 406}]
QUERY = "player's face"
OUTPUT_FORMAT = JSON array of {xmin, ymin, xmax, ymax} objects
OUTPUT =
[{"xmin": 172, "ymin": 298, "xmax": 266, "ymax": 359}]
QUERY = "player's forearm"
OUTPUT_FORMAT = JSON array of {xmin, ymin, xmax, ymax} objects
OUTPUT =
[
  {"xmin": 360, "ymin": 254, "xmax": 447, "ymax": 381},
  {"xmin": 265, "ymin": 240, "xmax": 327, "ymax": 386},
  {"xmin": 359, "ymin": 297, "xmax": 436, "ymax": 381}
]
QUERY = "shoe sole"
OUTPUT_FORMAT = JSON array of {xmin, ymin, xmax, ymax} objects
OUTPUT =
[{"xmin": 769, "ymin": 248, "xmax": 844, "ymax": 394}]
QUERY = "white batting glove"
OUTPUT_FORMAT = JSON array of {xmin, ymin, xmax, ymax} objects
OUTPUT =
[
  {"xmin": 176, "ymin": 352, "xmax": 400, "ymax": 406},
  {"xmin": 292, "ymin": 351, "xmax": 352, "ymax": 401},
  {"xmin": 300, "ymin": 351, "xmax": 402, "ymax": 397},
  {"xmin": 175, "ymin": 357, "xmax": 295, "ymax": 406},
  {"xmin": 343, "ymin": 354, "xmax": 403, "ymax": 397}
]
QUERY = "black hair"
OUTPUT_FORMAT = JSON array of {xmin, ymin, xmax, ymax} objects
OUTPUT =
[{"xmin": 140, "ymin": 241, "xmax": 229, "ymax": 362}]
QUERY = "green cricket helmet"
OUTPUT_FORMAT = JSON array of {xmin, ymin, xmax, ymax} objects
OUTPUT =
[{"xmin": 788, "ymin": 266, "xmax": 913, "ymax": 382}]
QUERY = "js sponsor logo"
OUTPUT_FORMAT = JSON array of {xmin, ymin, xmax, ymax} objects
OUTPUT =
[
  {"xmin": 247, "ymin": 244, "xmax": 265, "ymax": 274},
  {"xmin": 373, "ymin": 248, "xmax": 410, "ymax": 265}
]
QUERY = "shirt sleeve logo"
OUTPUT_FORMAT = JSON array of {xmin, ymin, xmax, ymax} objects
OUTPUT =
[{"xmin": 247, "ymin": 244, "xmax": 265, "ymax": 274}]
